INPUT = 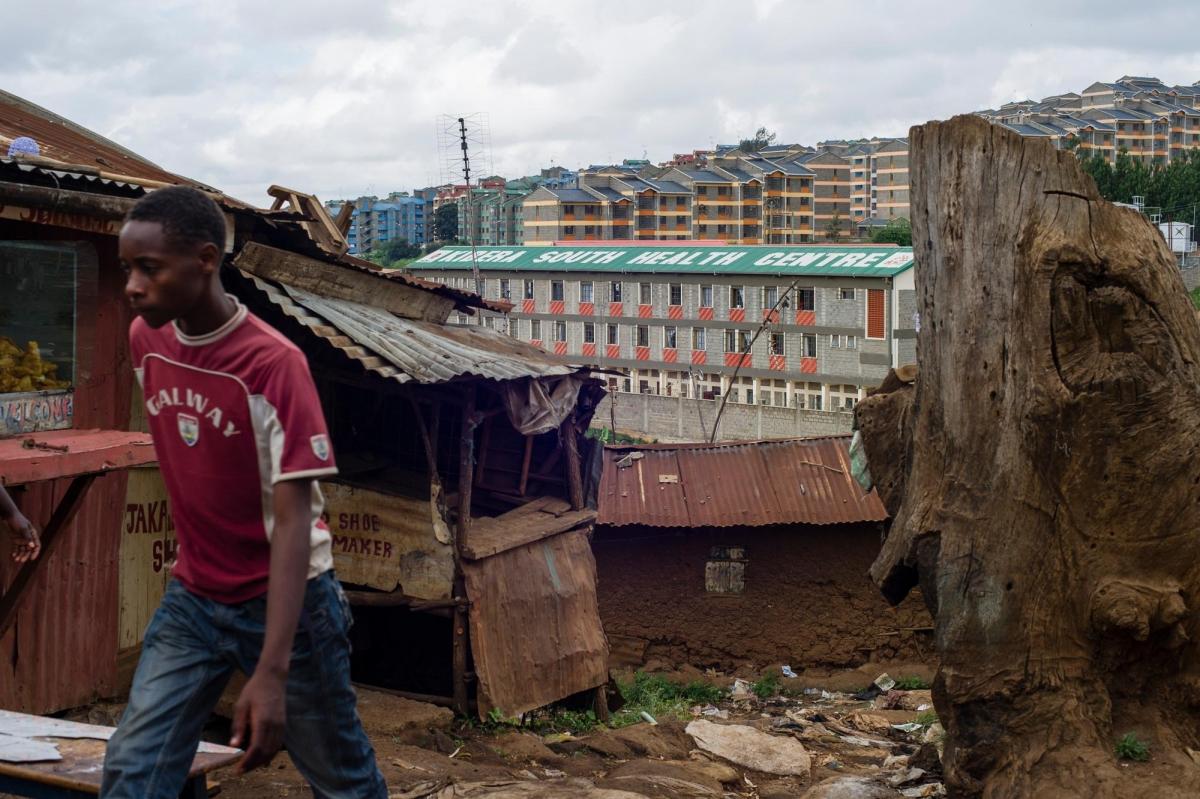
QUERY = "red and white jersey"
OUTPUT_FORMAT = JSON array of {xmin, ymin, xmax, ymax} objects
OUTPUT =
[{"xmin": 130, "ymin": 297, "xmax": 337, "ymax": 603}]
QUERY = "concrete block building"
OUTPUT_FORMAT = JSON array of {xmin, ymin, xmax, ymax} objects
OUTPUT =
[
  {"xmin": 410, "ymin": 245, "xmax": 916, "ymax": 413},
  {"xmin": 978, "ymin": 75, "xmax": 1200, "ymax": 166}
]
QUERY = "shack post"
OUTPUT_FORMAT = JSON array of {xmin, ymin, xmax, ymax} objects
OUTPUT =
[{"xmin": 452, "ymin": 384, "xmax": 477, "ymax": 717}]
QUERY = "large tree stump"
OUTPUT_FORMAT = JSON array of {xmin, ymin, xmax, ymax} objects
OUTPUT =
[{"xmin": 855, "ymin": 115, "xmax": 1200, "ymax": 797}]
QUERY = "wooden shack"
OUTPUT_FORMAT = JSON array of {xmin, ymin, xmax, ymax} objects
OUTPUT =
[{"xmin": 0, "ymin": 89, "xmax": 610, "ymax": 719}]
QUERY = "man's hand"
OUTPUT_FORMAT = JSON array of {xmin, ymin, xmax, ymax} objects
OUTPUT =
[
  {"xmin": 230, "ymin": 668, "xmax": 287, "ymax": 773},
  {"xmin": 3, "ymin": 510, "xmax": 39, "ymax": 563}
]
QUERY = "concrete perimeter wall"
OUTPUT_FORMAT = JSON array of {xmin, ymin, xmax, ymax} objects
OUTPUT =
[{"xmin": 592, "ymin": 391, "xmax": 854, "ymax": 442}]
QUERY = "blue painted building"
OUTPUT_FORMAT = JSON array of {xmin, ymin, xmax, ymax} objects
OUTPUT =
[{"xmin": 327, "ymin": 192, "xmax": 433, "ymax": 255}]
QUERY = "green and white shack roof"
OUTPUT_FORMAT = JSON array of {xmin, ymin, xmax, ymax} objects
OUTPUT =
[{"xmin": 410, "ymin": 245, "xmax": 914, "ymax": 278}]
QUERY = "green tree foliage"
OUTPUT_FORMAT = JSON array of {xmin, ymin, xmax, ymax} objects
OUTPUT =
[
  {"xmin": 364, "ymin": 237, "xmax": 421, "ymax": 267},
  {"xmin": 871, "ymin": 217, "xmax": 912, "ymax": 246},
  {"xmin": 1079, "ymin": 149, "xmax": 1200, "ymax": 222},
  {"xmin": 825, "ymin": 209, "xmax": 844, "ymax": 242},
  {"xmin": 739, "ymin": 127, "xmax": 777, "ymax": 153},
  {"xmin": 433, "ymin": 203, "xmax": 459, "ymax": 242}
]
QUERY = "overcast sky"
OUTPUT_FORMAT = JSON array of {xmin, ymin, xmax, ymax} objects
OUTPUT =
[{"xmin": 4, "ymin": 1, "xmax": 1199, "ymax": 204}]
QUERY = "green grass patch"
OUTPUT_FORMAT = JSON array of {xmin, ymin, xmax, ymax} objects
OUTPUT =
[
  {"xmin": 1115, "ymin": 732, "xmax": 1150, "ymax": 762},
  {"xmin": 894, "ymin": 676, "xmax": 929, "ymax": 690},
  {"xmin": 611, "ymin": 672, "xmax": 726, "ymax": 727},
  {"xmin": 1190, "ymin": 287, "xmax": 1200, "ymax": 310},
  {"xmin": 752, "ymin": 674, "xmax": 781, "ymax": 699},
  {"xmin": 915, "ymin": 710, "xmax": 939, "ymax": 728}
]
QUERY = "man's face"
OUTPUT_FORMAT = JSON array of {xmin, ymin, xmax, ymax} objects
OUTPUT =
[{"xmin": 120, "ymin": 220, "xmax": 217, "ymax": 328}]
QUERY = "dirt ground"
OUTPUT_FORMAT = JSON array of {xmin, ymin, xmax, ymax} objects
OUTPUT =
[{"xmin": 199, "ymin": 666, "xmax": 956, "ymax": 798}]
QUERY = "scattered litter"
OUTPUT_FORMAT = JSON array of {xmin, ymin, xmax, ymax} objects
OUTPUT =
[
  {"xmin": 888, "ymin": 767, "xmax": 927, "ymax": 787},
  {"xmin": 804, "ymin": 687, "xmax": 822, "ymax": 695},
  {"xmin": 820, "ymin": 690, "xmax": 839, "ymax": 702},
  {"xmin": 541, "ymin": 732, "xmax": 575, "ymax": 745},
  {"xmin": 883, "ymin": 754, "xmax": 909, "ymax": 769},
  {"xmin": 391, "ymin": 756, "xmax": 430, "ymax": 772},
  {"xmin": 922, "ymin": 723, "xmax": 945, "ymax": 745},
  {"xmin": 781, "ymin": 666, "xmax": 798, "ymax": 679},
  {"xmin": 448, "ymin": 746, "xmax": 464, "ymax": 759},
  {"xmin": 615, "ymin": 452, "xmax": 644, "ymax": 468},
  {"xmin": 917, "ymin": 704, "xmax": 931, "ymax": 712},
  {"xmin": 900, "ymin": 784, "xmax": 946, "ymax": 798},
  {"xmin": 639, "ymin": 711, "xmax": 658, "ymax": 726},
  {"xmin": 700, "ymin": 705, "xmax": 728, "ymax": 719},
  {"xmin": 893, "ymin": 723, "xmax": 923, "ymax": 734},
  {"xmin": 874, "ymin": 673, "xmax": 897, "ymax": 692},
  {"xmin": 731, "ymin": 679, "xmax": 755, "ymax": 700},
  {"xmin": 543, "ymin": 768, "xmax": 566, "ymax": 778}
]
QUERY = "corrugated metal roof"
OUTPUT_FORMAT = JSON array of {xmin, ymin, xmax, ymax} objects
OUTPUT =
[
  {"xmin": 412, "ymin": 245, "xmax": 914, "ymax": 278},
  {"xmin": 0, "ymin": 89, "xmax": 194, "ymax": 186},
  {"xmin": 597, "ymin": 436, "xmax": 887, "ymax": 528},
  {"xmin": 243, "ymin": 273, "xmax": 577, "ymax": 384}
]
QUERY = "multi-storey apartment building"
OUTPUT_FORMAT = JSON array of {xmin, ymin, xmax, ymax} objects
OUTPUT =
[
  {"xmin": 979, "ymin": 75, "xmax": 1200, "ymax": 165},
  {"xmin": 409, "ymin": 244, "xmax": 916, "ymax": 412},
  {"xmin": 327, "ymin": 192, "xmax": 432, "ymax": 256}
]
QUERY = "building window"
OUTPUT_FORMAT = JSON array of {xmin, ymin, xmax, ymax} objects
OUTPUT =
[
  {"xmin": 523, "ymin": 279, "xmax": 535, "ymax": 300},
  {"xmin": 730, "ymin": 286, "xmax": 745, "ymax": 309},
  {"xmin": 579, "ymin": 280, "xmax": 594, "ymax": 303},
  {"xmin": 796, "ymin": 287, "xmax": 815, "ymax": 311},
  {"xmin": 664, "ymin": 326, "xmax": 678, "ymax": 349},
  {"xmin": 763, "ymin": 286, "xmax": 778, "ymax": 309},
  {"xmin": 830, "ymin": 334, "xmax": 842, "ymax": 348},
  {"xmin": 769, "ymin": 332, "xmax": 785, "ymax": 356},
  {"xmin": 636, "ymin": 325, "xmax": 649, "ymax": 347},
  {"xmin": 583, "ymin": 322, "xmax": 596, "ymax": 344},
  {"xmin": 611, "ymin": 281, "xmax": 623, "ymax": 302},
  {"xmin": 551, "ymin": 280, "xmax": 565, "ymax": 301},
  {"xmin": 705, "ymin": 545, "xmax": 746, "ymax": 594},
  {"xmin": 801, "ymin": 334, "xmax": 817, "ymax": 358},
  {"xmin": 846, "ymin": 335, "xmax": 857, "ymax": 349},
  {"xmin": 669, "ymin": 283, "xmax": 682, "ymax": 305},
  {"xmin": 564, "ymin": 225, "xmax": 575, "ymax": 234},
  {"xmin": 840, "ymin": 287, "xmax": 855, "ymax": 300},
  {"xmin": 639, "ymin": 282, "xmax": 652, "ymax": 304},
  {"xmin": 700, "ymin": 284, "xmax": 713, "ymax": 307},
  {"xmin": 554, "ymin": 320, "xmax": 567, "ymax": 342},
  {"xmin": 692, "ymin": 327, "xmax": 706, "ymax": 350},
  {"xmin": 811, "ymin": 393, "xmax": 823, "ymax": 411},
  {"xmin": 499, "ymin": 278, "xmax": 511, "ymax": 299},
  {"xmin": 606, "ymin": 324, "xmax": 619, "ymax": 345},
  {"xmin": 530, "ymin": 319, "xmax": 541, "ymax": 340},
  {"xmin": 724, "ymin": 329, "xmax": 750, "ymax": 353}
]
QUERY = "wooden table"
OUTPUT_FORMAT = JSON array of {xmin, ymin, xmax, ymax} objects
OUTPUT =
[{"xmin": 0, "ymin": 711, "xmax": 239, "ymax": 798}]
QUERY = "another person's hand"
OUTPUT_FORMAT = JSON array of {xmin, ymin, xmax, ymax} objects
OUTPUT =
[
  {"xmin": 230, "ymin": 669, "xmax": 287, "ymax": 773},
  {"xmin": 3, "ymin": 509, "xmax": 39, "ymax": 563}
]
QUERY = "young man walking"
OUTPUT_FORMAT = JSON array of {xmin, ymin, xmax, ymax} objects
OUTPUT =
[{"xmin": 102, "ymin": 186, "xmax": 386, "ymax": 798}]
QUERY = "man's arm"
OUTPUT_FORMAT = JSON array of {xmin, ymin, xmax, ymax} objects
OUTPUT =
[
  {"xmin": 1, "ymin": 485, "xmax": 39, "ymax": 563},
  {"xmin": 230, "ymin": 478, "xmax": 312, "ymax": 772}
]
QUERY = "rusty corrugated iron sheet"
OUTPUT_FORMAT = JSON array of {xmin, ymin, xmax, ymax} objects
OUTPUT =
[
  {"xmin": 242, "ymin": 273, "xmax": 579, "ymax": 384},
  {"xmin": 0, "ymin": 90, "xmax": 192, "ymax": 186},
  {"xmin": 461, "ymin": 529, "xmax": 609, "ymax": 719},
  {"xmin": 0, "ymin": 430, "xmax": 155, "ymax": 485},
  {"xmin": 0, "ymin": 471, "xmax": 127, "ymax": 712},
  {"xmin": 598, "ymin": 436, "xmax": 888, "ymax": 528}
]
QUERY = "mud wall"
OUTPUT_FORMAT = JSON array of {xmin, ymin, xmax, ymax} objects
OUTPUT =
[{"xmin": 593, "ymin": 524, "xmax": 932, "ymax": 671}]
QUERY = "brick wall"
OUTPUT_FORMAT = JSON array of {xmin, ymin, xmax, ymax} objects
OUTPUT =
[{"xmin": 593, "ymin": 391, "xmax": 853, "ymax": 442}]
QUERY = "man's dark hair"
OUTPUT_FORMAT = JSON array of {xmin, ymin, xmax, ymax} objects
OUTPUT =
[{"xmin": 126, "ymin": 185, "xmax": 226, "ymax": 255}]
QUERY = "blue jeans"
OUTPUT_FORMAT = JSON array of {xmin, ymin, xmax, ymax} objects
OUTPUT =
[{"xmin": 101, "ymin": 572, "xmax": 387, "ymax": 798}]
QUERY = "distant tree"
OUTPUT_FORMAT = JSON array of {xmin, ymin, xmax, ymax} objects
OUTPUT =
[
  {"xmin": 826, "ymin": 210, "xmax": 844, "ymax": 243},
  {"xmin": 433, "ymin": 203, "xmax": 459, "ymax": 242},
  {"xmin": 375, "ymin": 237, "xmax": 421, "ymax": 264},
  {"xmin": 739, "ymin": 127, "xmax": 777, "ymax": 153},
  {"xmin": 871, "ymin": 217, "xmax": 912, "ymax": 246}
]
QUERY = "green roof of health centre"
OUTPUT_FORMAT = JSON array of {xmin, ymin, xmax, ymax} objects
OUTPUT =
[{"xmin": 410, "ymin": 245, "xmax": 915, "ymax": 278}]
